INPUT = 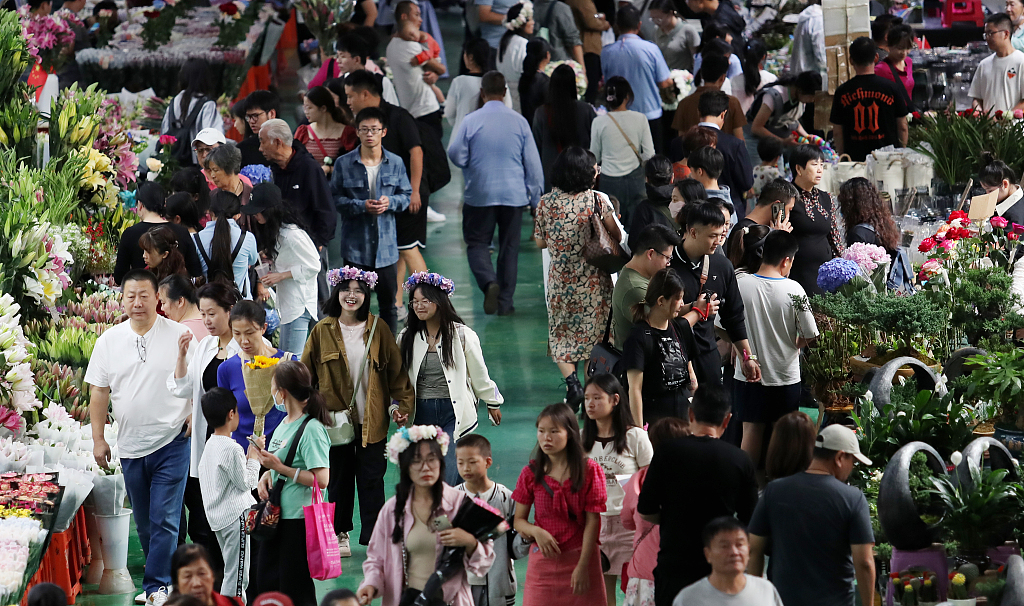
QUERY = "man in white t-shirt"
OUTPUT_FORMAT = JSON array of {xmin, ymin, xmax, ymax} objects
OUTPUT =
[
  {"xmin": 970, "ymin": 13, "xmax": 1024, "ymax": 115},
  {"xmin": 673, "ymin": 517, "xmax": 784, "ymax": 606},
  {"xmin": 386, "ymin": 2, "xmax": 443, "ymax": 127},
  {"xmin": 86, "ymin": 269, "xmax": 197, "ymax": 606},
  {"xmin": 732, "ymin": 230, "xmax": 818, "ymax": 479}
]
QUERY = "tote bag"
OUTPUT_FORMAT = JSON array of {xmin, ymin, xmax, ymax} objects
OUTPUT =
[{"xmin": 304, "ymin": 478, "xmax": 341, "ymax": 580}]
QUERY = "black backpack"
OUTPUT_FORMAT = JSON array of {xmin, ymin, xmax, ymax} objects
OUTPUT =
[{"xmin": 163, "ymin": 96, "xmax": 209, "ymax": 166}]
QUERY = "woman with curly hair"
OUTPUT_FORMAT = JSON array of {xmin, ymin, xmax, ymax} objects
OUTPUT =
[{"xmin": 838, "ymin": 177, "xmax": 900, "ymax": 258}]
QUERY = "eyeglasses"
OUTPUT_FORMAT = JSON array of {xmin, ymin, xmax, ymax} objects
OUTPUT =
[
  {"xmin": 654, "ymin": 249, "xmax": 672, "ymax": 261},
  {"xmin": 244, "ymin": 110, "xmax": 266, "ymax": 123},
  {"xmin": 136, "ymin": 336, "xmax": 147, "ymax": 363},
  {"xmin": 410, "ymin": 454, "xmax": 440, "ymax": 469},
  {"xmin": 340, "ymin": 288, "xmax": 364, "ymax": 296},
  {"xmin": 985, "ymin": 29, "xmax": 1010, "ymax": 38},
  {"xmin": 411, "ymin": 299, "xmax": 433, "ymax": 308},
  {"xmin": 357, "ymin": 127, "xmax": 384, "ymax": 135}
]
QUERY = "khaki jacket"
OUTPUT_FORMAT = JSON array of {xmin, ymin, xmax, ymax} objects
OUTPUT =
[
  {"xmin": 301, "ymin": 314, "xmax": 414, "ymax": 447},
  {"xmin": 566, "ymin": 0, "xmax": 608, "ymax": 56}
]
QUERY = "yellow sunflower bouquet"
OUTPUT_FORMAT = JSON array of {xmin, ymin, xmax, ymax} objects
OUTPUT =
[{"xmin": 242, "ymin": 355, "xmax": 283, "ymax": 436}]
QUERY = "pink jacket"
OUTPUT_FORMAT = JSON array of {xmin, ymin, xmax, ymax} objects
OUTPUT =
[
  {"xmin": 621, "ymin": 467, "xmax": 659, "ymax": 581},
  {"xmin": 360, "ymin": 484, "xmax": 496, "ymax": 606}
]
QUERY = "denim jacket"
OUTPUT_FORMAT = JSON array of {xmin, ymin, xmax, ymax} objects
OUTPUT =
[{"xmin": 331, "ymin": 147, "xmax": 412, "ymax": 267}]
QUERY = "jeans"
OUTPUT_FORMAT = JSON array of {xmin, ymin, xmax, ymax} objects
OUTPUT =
[
  {"xmin": 122, "ymin": 430, "xmax": 191, "ymax": 595},
  {"xmin": 414, "ymin": 398, "xmax": 460, "ymax": 485},
  {"xmin": 462, "ymin": 205, "xmax": 525, "ymax": 314},
  {"xmin": 328, "ymin": 428, "xmax": 387, "ymax": 545},
  {"xmin": 598, "ymin": 165, "xmax": 646, "ymax": 228},
  {"xmin": 346, "ymin": 261, "xmax": 398, "ymax": 334},
  {"xmin": 278, "ymin": 310, "xmax": 312, "ymax": 355}
]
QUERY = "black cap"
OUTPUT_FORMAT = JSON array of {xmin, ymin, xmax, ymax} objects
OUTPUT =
[{"xmin": 241, "ymin": 182, "xmax": 283, "ymax": 215}]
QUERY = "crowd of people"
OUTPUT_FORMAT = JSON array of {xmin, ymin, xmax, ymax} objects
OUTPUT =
[{"xmin": 56, "ymin": 0, "xmax": 1024, "ymax": 603}]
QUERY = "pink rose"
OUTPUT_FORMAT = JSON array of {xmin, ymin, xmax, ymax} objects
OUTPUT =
[
  {"xmin": 991, "ymin": 216, "xmax": 1009, "ymax": 229},
  {"xmin": 1016, "ymin": 109, "xmax": 1024, "ymax": 120},
  {"xmin": 158, "ymin": 134, "xmax": 177, "ymax": 145},
  {"xmin": 940, "ymin": 239, "xmax": 956, "ymax": 252}
]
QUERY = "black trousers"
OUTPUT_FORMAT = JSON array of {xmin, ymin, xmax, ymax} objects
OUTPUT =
[
  {"xmin": 462, "ymin": 205, "xmax": 525, "ymax": 314},
  {"xmin": 257, "ymin": 518, "xmax": 316, "ymax": 606},
  {"xmin": 327, "ymin": 433, "xmax": 387, "ymax": 545},
  {"xmin": 649, "ymin": 117, "xmax": 664, "ymax": 155},
  {"xmin": 583, "ymin": 53, "xmax": 601, "ymax": 104},
  {"xmin": 692, "ymin": 348, "xmax": 724, "ymax": 387},
  {"xmin": 179, "ymin": 476, "xmax": 223, "ymax": 583},
  {"xmin": 416, "ymin": 109, "xmax": 444, "ymax": 142},
  {"xmin": 346, "ymin": 261, "xmax": 398, "ymax": 334}
]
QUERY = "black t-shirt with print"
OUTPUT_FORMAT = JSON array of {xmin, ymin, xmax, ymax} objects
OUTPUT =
[
  {"xmin": 829, "ymin": 74, "xmax": 909, "ymax": 161},
  {"xmin": 623, "ymin": 319, "xmax": 697, "ymax": 422}
]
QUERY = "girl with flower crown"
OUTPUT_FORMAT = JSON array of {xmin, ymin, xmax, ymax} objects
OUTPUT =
[
  {"xmin": 301, "ymin": 266, "xmax": 414, "ymax": 559},
  {"xmin": 358, "ymin": 426, "xmax": 495, "ymax": 606},
  {"xmin": 398, "ymin": 272, "xmax": 503, "ymax": 485},
  {"xmin": 497, "ymin": 2, "xmax": 536, "ymax": 112},
  {"xmin": 513, "ymin": 403, "xmax": 608, "ymax": 606}
]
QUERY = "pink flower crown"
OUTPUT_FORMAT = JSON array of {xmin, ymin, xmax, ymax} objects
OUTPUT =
[
  {"xmin": 403, "ymin": 271, "xmax": 455, "ymax": 295},
  {"xmin": 327, "ymin": 266, "xmax": 378, "ymax": 289},
  {"xmin": 386, "ymin": 425, "xmax": 450, "ymax": 465}
]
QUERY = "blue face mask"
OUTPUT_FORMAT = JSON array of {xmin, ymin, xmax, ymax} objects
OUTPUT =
[{"xmin": 273, "ymin": 391, "xmax": 286, "ymax": 413}]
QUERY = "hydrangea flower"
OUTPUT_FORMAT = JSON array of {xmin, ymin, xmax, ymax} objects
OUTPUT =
[
  {"xmin": 240, "ymin": 164, "xmax": 273, "ymax": 185},
  {"xmin": 842, "ymin": 242, "xmax": 889, "ymax": 273},
  {"xmin": 816, "ymin": 258, "xmax": 860, "ymax": 293}
]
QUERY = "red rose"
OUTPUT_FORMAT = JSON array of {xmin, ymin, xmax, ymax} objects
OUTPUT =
[
  {"xmin": 948, "ymin": 210, "xmax": 969, "ymax": 222},
  {"xmin": 997, "ymin": 110, "xmax": 1006, "ymax": 119},
  {"xmin": 220, "ymin": 2, "xmax": 238, "ymax": 14},
  {"xmin": 1011, "ymin": 233, "xmax": 1019, "ymax": 241},
  {"xmin": 918, "ymin": 237, "xmax": 937, "ymax": 253},
  {"xmin": 143, "ymin": 9, "xmax": 160, "ymax": 18}
]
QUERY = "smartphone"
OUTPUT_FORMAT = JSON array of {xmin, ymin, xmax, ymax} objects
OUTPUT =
[
  {"xmin": 246, "ymin": 435, "xmax": 264, "ymax": 451},
  {"xmin": 432, "ymin": 515, "xmax": 453, "ymax": 532},
  {"xmin": 771, "ymin": 202, "xmax": 786, "ymax": 224}
]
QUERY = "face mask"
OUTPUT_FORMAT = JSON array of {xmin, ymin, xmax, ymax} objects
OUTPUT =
[
  {"xmin": 273, "ymin": 391, "xmax": 286, "ymax": 412},
  {"xmin": 669, "ymin": 200, "xmax": 685, "ymax": 217}
]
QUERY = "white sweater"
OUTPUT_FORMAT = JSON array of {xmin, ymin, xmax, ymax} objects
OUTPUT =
[
  {"xmin": 198, "ymin": 435, "xmax": 261, "ymax": 532},
  {"xmin": 271, "ymin": 224, "xmax": 321, "ymax": 325},
  {"xmin": 590, "ymin": 110, "xmax": 656, "ymax": 178}
]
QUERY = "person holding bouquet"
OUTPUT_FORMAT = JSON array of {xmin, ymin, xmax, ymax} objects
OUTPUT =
[
  {"xmin": 255, "ymin": 360, "xmax": 332, "ymax": 606},
  {"xmin": 512, "ymin": 404, "xmax": 607, "ymax": 606},
  {"xmin": 301, "ymin": 266, "xmax": 414, "ymax": 558},
  {"xmin": 357, "ymin": 426, "xmax": 496, "ymax": 606},
  {"xmin": 217, "ymin": 301, "xmax": 294, "ymax": 450}
]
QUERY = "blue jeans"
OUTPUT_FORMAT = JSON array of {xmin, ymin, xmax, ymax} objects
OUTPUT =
[
  {"xmin": 278, "ymin": 310, "xmax": 313, "ymax": 355},
  {"xmin": 121, "ymin": 430, "xmax": 191, "ymax": 595},
  {"xmin": 414, "ymin": 398, "xmax": 460, "ymax": 485}
]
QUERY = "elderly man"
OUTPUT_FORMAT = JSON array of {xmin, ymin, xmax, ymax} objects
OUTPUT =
[
  {"xmin": 259, "ymin": 118, "xmax": 337, "ymax": 251},
  {"xmin": 674, "ymin": 518, "xmax": 784, "ymax": 605},
  {"xmin": 86, "ymin": 269, "xmax": 197, "ymax": 606},
  {"xmin": 447, "ymin": 71, "xmax": 543, "ymax": 315}
]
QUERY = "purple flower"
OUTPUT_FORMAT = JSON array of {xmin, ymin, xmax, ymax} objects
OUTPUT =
[
  {"xmin": 403, "ymin": 271, "xmax": 455, "ymax": 295},
  {"xmin": 817, "ymin": 258, "xmax": 861, "ymax": 293},
  {"xmin": 240, "ymin": 164, "xmax": 273, "ymax": 185}
]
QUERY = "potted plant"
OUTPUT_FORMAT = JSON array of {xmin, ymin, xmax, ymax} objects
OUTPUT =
[
  {"xmin": 949, "ymin": 571, "xmax": 975, "ymax": 605},
  {"xmin": 966, "ymin": 349, "xmax": 1024, "ymax": 456}
]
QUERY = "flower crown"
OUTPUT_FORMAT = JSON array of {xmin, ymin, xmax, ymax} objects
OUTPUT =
[
  {"xmin": 328, "ymin": 266, "xmax": 378, "ymax": 289},
  {"xmin": 386, "ymin": 425, "xmax": 450, "ymax": 465},
  {"xmin": 403, "ymin": 271, "xmax": 455, "ymax": 295},
  {"xmin": 504, "ymin": 1, "xmax": 533, "ymax": 30}
]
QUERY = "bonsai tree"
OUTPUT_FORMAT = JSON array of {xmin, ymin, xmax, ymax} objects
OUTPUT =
[{"xmin": 865, "ymin": 292, "xmax": 947, "ymax": 363}]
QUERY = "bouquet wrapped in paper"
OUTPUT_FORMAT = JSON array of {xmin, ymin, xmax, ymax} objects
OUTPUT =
[{"xmin": 242, "ymin": 355, "xmax": 282, "ymax": 436}]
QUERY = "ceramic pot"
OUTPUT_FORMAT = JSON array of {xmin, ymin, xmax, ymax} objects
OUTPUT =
[
  {"xmin": 866, "ymin": 356, "xmax": 946, "ymax": 413},
  {"xmin": 878, "ymin": 442, "xmax": 947, "ymax": 550},
  {"xmin": 943, "ymin": 347, "xmax": 986, "ymax": 384},
  {"xmin": 1003, "ymin": 554, "xmax": 1024, "ymax": 606},
  {"xmin": 994, "ymin": 425, "xmax": 1024, "ymax": 460},
  {"xmin": 956, "ymin": 438, "xmax": 1019, "ymax": 490}
]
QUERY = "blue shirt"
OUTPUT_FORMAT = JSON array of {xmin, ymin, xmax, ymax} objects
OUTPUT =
[
  {"xmin": 195, "ymin": 219, "xmax": 260, "ymax": 299},
  {"xmin": 447, "ymin": 101, "xmax": 544, "ymax": 208},
  {"xmin": 601, "ymin": 34, "xmax": 671, "ymax": 120},
  {"xmin": 693, "ymin": 52, "xmax": 743, "ymax": 80},
  {"xmin": 217, "ymin": 350, "xmax": 295, "ymax": 451},
  {"xmin": 476, "ymin": 0, "xmax": 517, "ymax": 48},
  {"xmin": 331, "ymin": 146, "xmax": 412, "ymax": 268}
]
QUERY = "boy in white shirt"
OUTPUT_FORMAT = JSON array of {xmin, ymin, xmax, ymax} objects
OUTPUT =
[
  {"xmin": 198, "ymin": 387, "xmax": 262, "ymax": 602},
  {"xmin": 733, "ymin": 230, "xmax": 818, "ymax": 482},
  {"xmin": 455, "ymin": 435, "xmax": 517, "ymax": 606}
]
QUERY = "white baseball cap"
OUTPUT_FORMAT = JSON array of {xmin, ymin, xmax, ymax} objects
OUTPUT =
[
  {"xmin": 192, "ymin": 128, "xmax": 226, "ymax": 147},
  {"xmin": 816, "ymin": 424, "xmax": 872, "ymax": 465}
]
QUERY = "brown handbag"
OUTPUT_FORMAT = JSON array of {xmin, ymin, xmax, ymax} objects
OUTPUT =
[{"xmin": 582, "ymin": 192, "xmax": 627, "ymax": 273}]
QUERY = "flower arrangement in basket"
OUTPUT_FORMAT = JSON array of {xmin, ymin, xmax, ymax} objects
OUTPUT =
[
  {"xmin": 243, "ymin": 355, "xmax": 282, "ymax": 436},
  {"xmin": 660, "ymin": 69, "xmax": 693, "ymax": 110},
  {"xmin": 543, "ymin": 60, "xmax": 587, "ymax": 99}
]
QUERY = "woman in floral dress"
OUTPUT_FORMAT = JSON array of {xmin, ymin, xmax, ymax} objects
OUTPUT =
[{"xmin": 534, "ymin": 146, "xmax": 621, "ymax": 408}]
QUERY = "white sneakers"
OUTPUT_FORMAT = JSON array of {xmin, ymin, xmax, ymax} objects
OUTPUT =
[
  {"xmin": 426, "ymin": 207, "xmax": 446, "ymax": 223},
  {"xmin": 139, "ymin": 587, "xmax": 169, "ymax": 606},
  {"xmin": 337, "ymin": 531, "xmax": 352, "ymax": 558}
]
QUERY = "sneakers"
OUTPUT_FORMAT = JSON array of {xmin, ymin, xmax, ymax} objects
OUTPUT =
[
  {"xmin": 484, "ymin": 283, "xmax": 500, "ymax": 315},
  {"xmin": 136, "ymin": 592, "xmax": 147, "ymax": 605},
  {"xmin": 426, "ymin": 207, "xmax": 446, "ymax": 222},
  {"xmin": 564, "ymin": 373, "xmax": 584, "ymax": 411},
  {"xmin": 147, "ymin": 588, "xmax": 169, "ymax": 606},
  {"xmin": 337, "ymin": 531, "xmax": 352, "ymax": 558}
]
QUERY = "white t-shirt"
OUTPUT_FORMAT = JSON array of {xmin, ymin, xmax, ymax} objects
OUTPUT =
[
  {"xmin": 673, "ymin": 575, "xmax": 785, "ymax": 606},
  {"xmin": 385, "ymin": 37, "xmax": 441, "ymax": 119},
  {"xmin": 339, "ymin": 321, "xmax": 369, "ymax": 422},
  {"xmin": 730, "ymin": 70, "xmax": 779, "ymax": 114},
  {"xmin": 85, "ymin": 316, "xmax": 196, "ymax": 459},
  {"xmin": 365, "ymin": 162, "xmax": 382, "ymax": 200},
  {"xmin": 733, "ymin": 273, "xmax": 819, "ymax": 386},
  {"xmin": 586, "ymin": 426, "xmax": 654, "ymax": 515},
  {"xmin": 444, "ymin": 74, "xmax": 513, "ymax": 138},
  {"xmin": 968, "ymin": 50, "xmax": 1024, "ymax": 114}
]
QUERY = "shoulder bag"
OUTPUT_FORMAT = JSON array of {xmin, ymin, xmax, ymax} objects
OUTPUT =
[
  {"xmin": 583, "ymin": 192, "xmax": 628, "ymax": 273},
  {"xmin": 245, "ymin": 415, "xmax": 314, "ymax": 540},
  {"xmin": 587, "ymin": 308, "xmax": 625, "ymax": 384},
  {"xmin": 326, "ymin": 317, "xmax": 378, "ymax": 446}
]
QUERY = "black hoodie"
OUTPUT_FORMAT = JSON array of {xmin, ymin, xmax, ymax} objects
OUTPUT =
[
  {"xmin": 270, "ymin": 142, "xmax": 337, "ymax": 248},
  {"xmin": 628, "ymin": 183, "xmax": 679, "ymax": 252}
]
